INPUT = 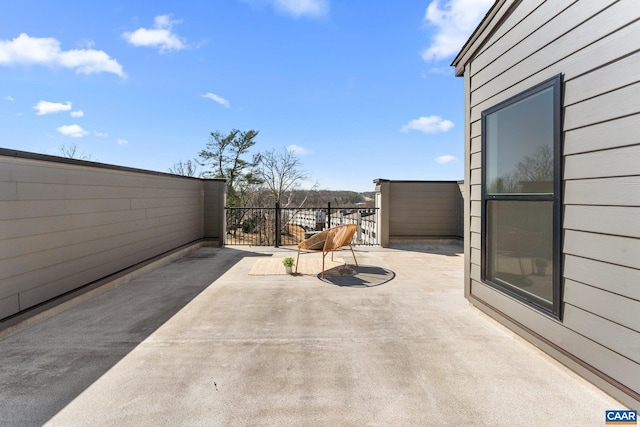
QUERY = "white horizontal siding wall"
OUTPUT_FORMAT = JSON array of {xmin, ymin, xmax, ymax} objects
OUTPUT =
[
  {"xmin": 0, "ymin": 153, "xmax": 208, "ymax": 320},
  {"xmin": 464, "ymin": 0, "xmax": 640, "ymax": 400}
]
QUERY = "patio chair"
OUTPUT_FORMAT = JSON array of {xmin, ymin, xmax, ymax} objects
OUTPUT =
[{"xmin": 295, "ymin": 224, "xmax": 359, "ymax": 278}]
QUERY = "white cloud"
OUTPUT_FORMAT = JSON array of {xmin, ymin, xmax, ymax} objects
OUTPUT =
[
  {"xmin": 272, "ymin": 0, "xmax": 328, "ymax": 18},
  {"xmin": 123, "ymin": 15, "xmax": 186, "ymax": 53},
  {"xmin": 57, "ymin": 124, "xmax": 89, "ymax": 138},
  {"xmin": 401, "ymin": 115, "xmax": 454, "ymax": 133},
  {"xmin": 4, "ymin": 95, "xmax": 14, "ymax": 101},
  {"xmin": 241, "ymin": 0, "xmax": 328, "ymax": 18},
  {"xmin": 94, "ymin": 131, "xmax": 108, "ymax": 137},
  {"xmin": 201, "ymin": 92, "xmax": 230, "ymax": 108},
  {"xmin": 70, "ymin": 110, "xmax": 84, "ymax": 118},
  {"xmin": 0, "ymin": 33, "xmax": 125, "ymax": 77},
  {"xmin": 77, "ymin": 39, "xmax": 96, "ymax": 49},
  {"xmin": 117, "ymin": 138, "xmax": 128, "ymax": 145},
  {"xmin": 34, "ymin": 100, "xmax": 72, "ymax": 115},
  {"xmin": 421, "ymin": 0, "xmax": 493, "ymax": 62},
  {"xmin": 287, "ymin": 144, "xmax": 308, "ymax": 155},
  {"xmin": 435, "ymin": 154, "xmax": 458, "ymax": 164}
]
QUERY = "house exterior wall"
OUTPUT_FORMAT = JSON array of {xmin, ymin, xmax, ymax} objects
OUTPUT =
[
  {"xmin": 0, "ymin": 149, "xmax": 225, "ymax": 321},
  {"xmin": 457, "ymin": 0, "xmax": 640, "ymax": 406},
  {"xmin": 374, "ymin": 180, "xmax": 463, "ymax": 245}
]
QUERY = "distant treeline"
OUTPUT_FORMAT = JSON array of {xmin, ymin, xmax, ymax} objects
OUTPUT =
[{"xmin": 279, "ymin": 190, "xmax": 375, "ymax": 208}]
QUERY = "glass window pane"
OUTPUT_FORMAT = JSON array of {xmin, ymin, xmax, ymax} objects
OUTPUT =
[
  {"xmin": 485, "ymin": 87, "xmax": 554, "ymax": 194},
  {"xmin": 486, "ymin": 200, "xmax": 553, "ymax": 311}
]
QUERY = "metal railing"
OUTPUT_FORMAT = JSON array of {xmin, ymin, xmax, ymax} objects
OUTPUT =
[{"xmin": 225, "ymin": 203, "xmax": 379, "ymax": 246}]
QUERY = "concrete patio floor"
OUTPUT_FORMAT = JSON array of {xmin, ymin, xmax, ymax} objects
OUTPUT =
[{"xmin": 0, "ymin": 242, "xmax": 623, "ymax": 426}]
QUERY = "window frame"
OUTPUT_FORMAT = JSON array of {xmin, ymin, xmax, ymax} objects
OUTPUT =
[{"xmin": 480, "ymin": 74, "xmax": 563, "ymax": 319}]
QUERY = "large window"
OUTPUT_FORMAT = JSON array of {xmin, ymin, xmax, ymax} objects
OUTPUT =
[{"xmin": 481, "ymin": 75, "xmax": 562, "ymax": 317}]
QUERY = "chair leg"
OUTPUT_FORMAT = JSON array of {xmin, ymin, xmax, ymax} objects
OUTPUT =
[
  {"xmin": 350, "ymin": 245, "xmax": 358, "ymax": 266},
  {"xmin": 322, "ymin": 252, "xmax": 326, "ymax": 278},
  {"xmin": 295, "ymin": 249, "xmax": 301, "ymax": 274}
]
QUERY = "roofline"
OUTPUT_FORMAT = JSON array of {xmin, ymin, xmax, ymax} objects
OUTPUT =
[
  {"xmin": 0, "ymin": 147, "xmax": 226, "ymax": 182},
  {"xmin": 373, "ymin": 179, "xmax": 462, "ymax": 184},
  {"xmin": 451, "ymin": 0, "xmax": 519, "ymax": 77}
]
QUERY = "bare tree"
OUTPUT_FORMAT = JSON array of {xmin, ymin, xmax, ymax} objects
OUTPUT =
[
  {"xmin": 257, "ymin": 147, "xmax": 310, "ymax": 207},
  {"xmin": 487, "ymin": 173, "xmax": 520, "ymax": 194},
  {"xmin": 516, "ymin": 145, "xmax": 553, "ymax": 184},
  {"xmin": 58, "ymin": 142, "xmax": 93, "ymax": 161},
  {"xmin": 169, "ymin": 159, "xmax": 199, "ymax": 177},
  {"xmin": 488, "ymin": 145, "xmax": 553, "ymax": 193}
]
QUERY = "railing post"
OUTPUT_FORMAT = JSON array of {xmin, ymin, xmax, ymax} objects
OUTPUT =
[
  {"xmin": 275, "ymin": 202, "xmax": 281, "ymax": 247},
  {"xmin": 374, "ymin": 179, "xmax": 390, "ymax": 247}
]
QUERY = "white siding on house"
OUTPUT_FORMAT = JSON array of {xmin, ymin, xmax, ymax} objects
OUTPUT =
[{"xmin": 458, "ymin": 0, "xmax": 640, "ymax": 404}]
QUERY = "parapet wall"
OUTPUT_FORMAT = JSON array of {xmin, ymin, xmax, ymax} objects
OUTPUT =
[
  {"xmin": 375, "ymin": 179, "xmax": 464, "ymax": 246},
  {"xmin": 0, "ymin": 149, "xmax": 225, "ymax": 321}
]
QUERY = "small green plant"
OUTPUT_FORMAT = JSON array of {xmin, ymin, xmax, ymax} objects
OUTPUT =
[{"xmin": 282, "ymin": 257, "xmax": 295, "ymax": 268}]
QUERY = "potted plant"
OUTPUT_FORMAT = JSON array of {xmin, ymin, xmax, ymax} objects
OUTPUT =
[{"xmin": 282, "ymin": 257, "xmax": 295, "ymax": 274}]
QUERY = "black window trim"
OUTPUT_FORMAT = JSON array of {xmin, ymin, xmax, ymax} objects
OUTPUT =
[{"xmin": 480, "ymin": 74, "xmax": 563, "ymax": 319}]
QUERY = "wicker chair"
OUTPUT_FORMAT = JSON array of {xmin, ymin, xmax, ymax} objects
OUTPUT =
[{"xmin": 295, "ymin": 224, "xmax": 358, "ymax": 278}]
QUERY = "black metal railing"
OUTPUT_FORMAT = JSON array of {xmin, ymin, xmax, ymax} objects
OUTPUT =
[{"xmin": 225, "ymin": 203, "xmax": 378, "ymax": 246}]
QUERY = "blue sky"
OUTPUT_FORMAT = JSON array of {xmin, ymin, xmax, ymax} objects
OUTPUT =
[{"xmin": 0, "ymin": 0, "xmax": 492, "ymax": 192}]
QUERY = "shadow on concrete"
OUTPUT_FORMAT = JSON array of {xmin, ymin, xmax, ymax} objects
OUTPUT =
[
  {"xmin": 318, "ymin": 264, "xmax": 396, "ymax": 288},
  {"xmin": 0, "ymin": 246, "xmax": 259, "ymax": 426},
  {"xmin": 388, "ymin": 239, "xmax": 463, "ymax": 256}
]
